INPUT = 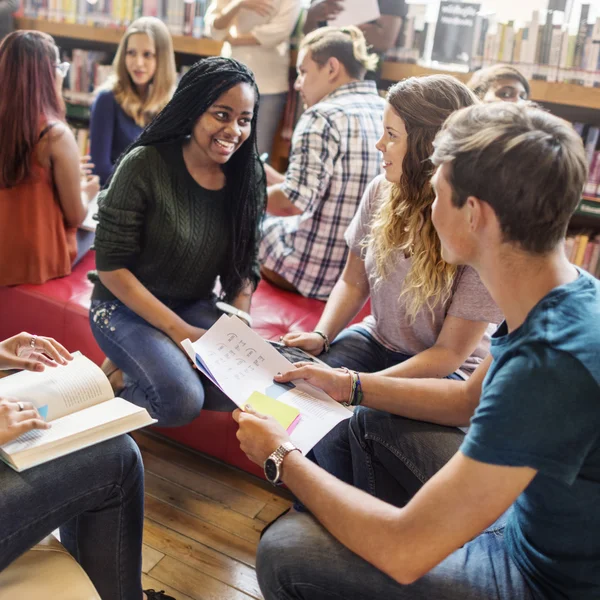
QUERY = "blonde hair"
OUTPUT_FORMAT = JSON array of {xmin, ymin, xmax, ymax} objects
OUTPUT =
[
  {"xmin": 104, "ymin": 17, "xmax": 176, "ymax": 126},
  {"xmin": 368, "ymin": 75, "xmax": 478, "ymax": 321},
  {"xmin": 300, "ymin": 26, "xmax": 379, "ymax": 79}
]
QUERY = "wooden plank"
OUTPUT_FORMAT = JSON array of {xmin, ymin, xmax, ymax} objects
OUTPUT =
[
  {"xmin": 144, "ymin": 519, "xmax": 262, "ymax": 599},
  {"xmin": 135, "ymin": 433, "xmax": 292, "ymax": 506},
  {"xmin": 255, "ymin": 502, "xmax": 291, "ymax": 525},
  {"xmin": 15, "ymin": 17, "xmax": 224, "ymax": 56},
  {"xmin": 142, "ymin": 574, "xmax": 196, "ymax": 600},
  {"xmin": 145, "ymin": 495, "xmax": 258, "ymax": 567},
  {"xmin": 145, "ymin": 472, "xmax": 263, "ymax": 543},
  {"xmin": 142, "ymin": 544, "xmax": 165, "ymax": 574},
  {"xmin": 142, "ymin": 450, "xmax": 265, "ymax": 519},
  {"xmin": 149, "ymin": 556, "xmax": 255, "ymax": 600}
]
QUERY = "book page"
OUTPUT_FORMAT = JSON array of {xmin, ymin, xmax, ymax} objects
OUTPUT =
[
  {"xmin": 0, "ymin": 398, "xmax": 148, "ymax": 457},
  {"xmin": 192, "ymin": 315, "xmax": 351, "ymax": 453},
  {"xmin": 0, "ymin": 353, "xmax": 113, "ymax": 421}
]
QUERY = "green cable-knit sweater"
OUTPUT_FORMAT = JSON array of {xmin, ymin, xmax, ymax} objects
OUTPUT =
[{"xmin": 91, "ymin": 140, "xmax": 257, "ymax": 303}]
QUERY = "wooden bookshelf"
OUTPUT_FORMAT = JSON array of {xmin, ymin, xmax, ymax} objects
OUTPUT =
[
  {"xmin": 15, "ymin": 17, "xmax": 224, "ymax": 56},
  {"xmin": 380, "ymin": 62, "xmax": 600, "ymax": 111}
]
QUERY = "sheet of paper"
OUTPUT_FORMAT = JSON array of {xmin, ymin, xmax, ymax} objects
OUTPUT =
[
  {"xmin": 0, "ymin": 353, "xmax": 113, "ymax": 421},
  {"xmin": 80, "ymin": 193, "xmax": 98, "ymax": 232},
  {"xmin": 329, "ymin": 0, "xmax": 380, "ymax": 27},
  {"xmin": 191, "ymin": 315, "xmax": 351, "ymax": 453}
]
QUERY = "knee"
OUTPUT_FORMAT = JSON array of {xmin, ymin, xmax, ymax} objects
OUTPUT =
[
  {"xmin": 89, "ymin": 435, "xmax": 144, "ymax": 488},
  {"xmin": 152, "ymin": 377, "xmax": 205, "ymax": 427},
  {"xmin": 256, "ymin": 516, "xmax": 307, "ymax": 599}
]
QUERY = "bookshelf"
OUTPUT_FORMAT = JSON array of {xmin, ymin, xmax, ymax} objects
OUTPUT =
[
  {"xmin": 14, "ymin": 17, "xmax": 224, "ymax": 56},
  {"xmin": 380, "ymin": 63, "xmax": 600, "ymax": 112}
]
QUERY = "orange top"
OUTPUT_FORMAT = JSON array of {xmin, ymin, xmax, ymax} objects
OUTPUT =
[{"xmin": 0, "ymin": 156, "xmax": 77, "ymax": 287}]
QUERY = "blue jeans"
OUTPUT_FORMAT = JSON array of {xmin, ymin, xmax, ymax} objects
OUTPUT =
[
  {"xmin": 323, "ymin": 325, "xmax": 413, "ymax": 372},
  {"xmin": 0, "ymin": 436, "xmax": 144, "ymax": 600},
  {"xmin": 257, "ymin": 509, "xmax": 533, "ymax": 600},
  {"xmin": 90, "ymin": 297, "xmax": 234, "ymax": 428},
  {"xmin": 311, "ymin": 407, "xmax": 466, "ymax": 507}
]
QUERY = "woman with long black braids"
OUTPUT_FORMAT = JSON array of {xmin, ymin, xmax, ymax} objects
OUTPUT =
[{"xmin": 89, "ymin": 56, "xmax": 265, "ymax": 427}]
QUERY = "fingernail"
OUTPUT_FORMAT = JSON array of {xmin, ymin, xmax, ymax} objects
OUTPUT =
[{"xmin": 244, "ymin": 403, "xmax": 252, "ymax": 411}]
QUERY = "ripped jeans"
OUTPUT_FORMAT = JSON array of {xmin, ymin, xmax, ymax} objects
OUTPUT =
[{"xmin": 89, "ymin": 297, "xmax": 228, "ymax": 427}]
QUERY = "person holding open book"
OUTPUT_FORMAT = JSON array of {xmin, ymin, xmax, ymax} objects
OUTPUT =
[
  {"xmin": 235, "ymin": 102, "xmax": 600, "ymax": 600},
  {"xmin": 0, "ymin": 332, "xmax": 153, "ymax": 600},
  {"xmin": 0, "ymin": 31, "xmax": 100, "ymax": 286},
  {"xmin": 282, "ymin": 76, "xmax": 502, "ymax": 380},
  {"xmin": 89, "ymin": 56, "xmax": 266, "ymax": 428}
]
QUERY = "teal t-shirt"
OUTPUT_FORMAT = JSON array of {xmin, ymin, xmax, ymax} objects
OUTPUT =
[{"xmin": 461, "ymin": 270, "xmax": 600, "ymax": 599}]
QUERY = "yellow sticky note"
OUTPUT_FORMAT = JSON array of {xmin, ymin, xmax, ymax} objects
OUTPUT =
[{"xmin": 245, "ymin": 392, "xmax": 301, "ymax": 433}]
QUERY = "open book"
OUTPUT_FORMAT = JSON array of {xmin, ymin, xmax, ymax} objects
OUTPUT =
[
  {"xmin": 182, "ymin": 315, "xmax": 352, "ymax": 455},
  {"xmin": 0, "ymin": 353, "xmax": 156, "ymax": 471}
]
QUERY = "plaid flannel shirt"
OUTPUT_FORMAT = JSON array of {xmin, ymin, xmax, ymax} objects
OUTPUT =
[{"xmin": 259, "ymin": 80, "xmax": 385, "ymax": 300}]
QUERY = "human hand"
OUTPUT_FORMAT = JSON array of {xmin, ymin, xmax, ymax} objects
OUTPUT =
[
  {"xmin": 171, "ymin": 324, "xmax": 207, "ymax": 346},
  {"xmin": 274, "ymin": 362, "xmax": 351, "ymax": 403},
  {"xmin": 239, "ymin": 0, "xmax": 276, "ymax": 18},
  {"xmin": 0, "ymin": 333, "xmax": 72, "ymax": 372},
  {"xmin": 263, "ymin": 163, "xmax": 284, "ymax": 186},
  {"xmin": 81, "ymin": 174, "xmax": 100, "ymax": 199},
  {"xmin": 232, "ymin": 404, "xmax": 291, "ymax": 466},
  {"xmin": 307, "ymin": 0, "xmax": 344, "ymax": 24},
  {"xmin": 80, "ymin": 155, "xmax": 95, "ymax": 178},
  {"xmin": 281, "ymin": 331, "xmax": 325, "ymax": 356},
  {"xmin": 0, "ymin": 398, "xmax": 51, "ymax": 445}
]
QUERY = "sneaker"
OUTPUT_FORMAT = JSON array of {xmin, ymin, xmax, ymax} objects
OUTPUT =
[{"xmin": 144, "ymin": 589, "xmax": 176, "ymax": 600}]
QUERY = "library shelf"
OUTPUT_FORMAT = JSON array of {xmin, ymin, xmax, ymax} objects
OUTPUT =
[
  {"xmin": 380, "ymin": 62, "xmax": 600, "ymax": 111},
  {"xmin": 14, "ymin": 17, "xmax": 224, "ymax": 57}
]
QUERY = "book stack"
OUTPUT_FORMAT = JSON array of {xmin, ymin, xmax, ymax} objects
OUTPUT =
[
  {"xmin": 566, "ymin": 233, "xmax": 600, "ymax": 278},
  {"xmin": 386, "ymin": 3, "xmax": 600, "ymax": 88},
  {"xmin": 21, "ymin": 0, "xmax": 210, "ymax": 37}
]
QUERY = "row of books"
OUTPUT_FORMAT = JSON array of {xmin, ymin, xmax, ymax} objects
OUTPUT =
[
  {"xmin": 20, "ymin": 0, "xmax": 209, "ymax": 37},
  {"xmin": 387, "ymin": 4, "xmax": 600, "ymax": 88},
  {"xmin": 566, "ymin": 232, "xmax": 600, "ymax": 278},
  {"xmin": 576, "ymin": 123, "xmax": 600, "ymax": 198}
]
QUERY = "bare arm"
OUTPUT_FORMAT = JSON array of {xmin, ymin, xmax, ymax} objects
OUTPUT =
[
  {"xmin": 234, "ymin": 408, "xmax": 536, "ymax": 585},
  {"xmin": 283, "ymin": 250, "xmax": 370, "ymax": 353},
  {"xmin": 231, "ymin": 281, "xmax": 254, "ymax": 313},
  {"xmin": 98, "ymin": 269, "xmax": 204, "ymax": 344},
  {"xmin": 360, "ymin": 15, "xmax": 402, "ymax": 54},
  {"xmin": 275, "ymin": 354, "xmax": 490, "ymax": 426},
  {"xmin": 48, "ymin": 123, "xmax": 89, "ymax": 228},
  {"xmin": 266, "ymin": 185, "xmax": 303, "ymax": 216},
  {"xmin": 376, "ymin": 316, "xmax": 490, "ymax": 379}
]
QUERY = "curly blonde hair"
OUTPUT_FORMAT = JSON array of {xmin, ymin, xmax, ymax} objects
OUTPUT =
[{"xmin": 368, "ymin": 75, "xmax": 478, "ymax": 320}]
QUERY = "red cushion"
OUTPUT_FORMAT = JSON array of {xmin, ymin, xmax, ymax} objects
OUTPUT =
[{"xmin": 0, "ymin": 257, "xmax": 370, "ymax": 476}]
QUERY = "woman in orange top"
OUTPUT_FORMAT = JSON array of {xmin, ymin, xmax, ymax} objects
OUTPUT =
[{"xmin": 0, "ymin": 30, "xmax": 99, "ymax": 286}]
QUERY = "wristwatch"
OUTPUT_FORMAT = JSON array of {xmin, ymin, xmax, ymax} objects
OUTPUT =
[
  {"xmin": 215, "ymin": 301, "xmax": 253, "ymax": 328},
  {"xmin": 264, "ymin": 442, "xmax": 300, "ymax": 486}
]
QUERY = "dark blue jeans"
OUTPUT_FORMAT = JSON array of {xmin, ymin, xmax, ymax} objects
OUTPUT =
[
  {"xmin": 322, "ymin": 325, "xmax": 413, "ymax": 372},
  {"xmin": 259, "ymin": 412, "xmax": 533, "ymax": 599},
  {"xmin": 0, "ymin": 436, "xmax": 144, "ymax": 600},
  {"xmin": 90, "ymin": 297, "xmax": 234, "ymax": 428}
]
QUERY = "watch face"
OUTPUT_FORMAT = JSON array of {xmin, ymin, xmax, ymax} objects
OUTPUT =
[{"xmin": 265, "ymin": 458, "xmax": 278, "ymax": 483}]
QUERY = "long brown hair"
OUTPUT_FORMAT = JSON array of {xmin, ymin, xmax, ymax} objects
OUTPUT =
[
  {"xmin": 368, "ymin": 75, "xmax": 478, "ymax": 320},
  {"xmin": 0, "ymin": 31, "xmax": 65, "ymax": 189},
  {"xmin": 102, "ymin": 17, "xmax": 176, "ymax": 126}
]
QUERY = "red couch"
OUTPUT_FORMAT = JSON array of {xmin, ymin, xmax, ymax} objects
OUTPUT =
[{"xmin": 0, "ymin": 252, "xmax": 369, "ymax": 477}]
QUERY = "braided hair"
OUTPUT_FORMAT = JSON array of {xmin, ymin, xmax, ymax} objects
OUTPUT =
[{"xmin": 117, "ymin": 56, "xmax": 265, "ymax": 301}]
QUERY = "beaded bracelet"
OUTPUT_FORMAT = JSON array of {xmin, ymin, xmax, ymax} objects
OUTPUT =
[
  {"xmin": 313, "ymin": 329, "xmax": 331, "ymax": 353},
  {"xmin": 339, "ymin": 367, "xmax": 363, "ymax": 406}
]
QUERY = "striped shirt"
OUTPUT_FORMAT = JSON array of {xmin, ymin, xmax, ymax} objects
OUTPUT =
[{"xmin": 259, "ymin": 80, "xmax": 385, "ymax": 300}]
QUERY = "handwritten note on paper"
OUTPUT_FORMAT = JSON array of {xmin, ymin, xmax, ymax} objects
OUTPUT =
[{"xmin": 191, "ymin": 315, "xmax": 352, "ymax": 453}]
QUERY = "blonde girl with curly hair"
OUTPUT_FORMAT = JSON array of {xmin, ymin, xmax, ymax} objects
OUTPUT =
[
  {"xmin": 90, "ymin": 17, "xmax": 176, "ymax": 185},
  {"xmin": 282, "ymin": 75, "xmax": 502, "ymax": 380}
]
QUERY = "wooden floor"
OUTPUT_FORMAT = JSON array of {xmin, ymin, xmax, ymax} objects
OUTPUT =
[{"xmin": 132, "ymin": 432, "xmax": 293, "ymax": 600}]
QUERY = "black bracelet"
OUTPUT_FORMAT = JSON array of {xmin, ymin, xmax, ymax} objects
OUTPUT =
[{"xmin": 313, "ymin": 329, "xmax": 330, "ymax": 353}]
